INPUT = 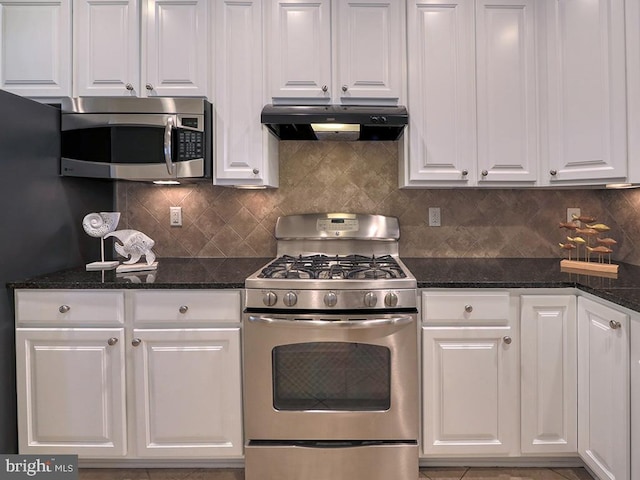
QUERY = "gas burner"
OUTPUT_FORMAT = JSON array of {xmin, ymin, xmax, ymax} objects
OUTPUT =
[{"xmin": 258, "ymin": 254, "xmax": 406, "ymax": 281}]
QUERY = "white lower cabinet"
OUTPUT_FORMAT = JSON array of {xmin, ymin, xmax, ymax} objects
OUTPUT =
[
  {"xmin": 15, "ymin": 289, "xmax": 243, "ymax": 460},
  {"xmin": 520, "ymin": 295, "xmax": 577, "ymax": 454},
  {"xmin": 131, "ymin": 328, "xmax": 242, "ymax": 457},
  {"xmin": 421, "ymin": 291, "xmax": 519, "ymax": 456},
  {"xmin": 632, "ymin": 315, "xmax": 640, "ymax": 480},
  {"xmin": 578, "ymin": 296, "xmax": 630, "ymax": 480},
  {"xmin": 16, "ymin": 327, "xmax": 127, "ymax": 456}
]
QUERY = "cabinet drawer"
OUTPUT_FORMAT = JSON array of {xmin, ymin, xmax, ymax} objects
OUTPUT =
[
  {"xmin": 422, "ymin": 291, "xmax": 510, "ymax": 325},
  {"xmin": 132, "ymin": 290, "xmax": 242, "ymax": 324},
  {"xmin": 15, "ymin": 290, "xmax": 124, "ymax": 325}
]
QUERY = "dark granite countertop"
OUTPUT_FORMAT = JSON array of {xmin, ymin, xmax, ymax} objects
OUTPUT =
[
  {"xmin": 403, "ymin": 257, "xmax": 640, "ymax": 313},
  {"xmin": 8, "ymin": 257, "xmax": 640, "ymax": 314},
  {"xmin": 7, "ymin": 257, "xmax": 271, "ymax": 290}
]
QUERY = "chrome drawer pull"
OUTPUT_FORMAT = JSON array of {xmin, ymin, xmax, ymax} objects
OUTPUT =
[
  {"xmin": 464, "ymin": 304, "xmax": 473, "ymax": 313},
  {"xmin": 179, "ymin": 305, "xmax": 189, "ymax": 314},
  {"xmin": 132, "ymin": 338, "xmax": 142, "ymax": 347},
  {"xmin": 503, "ymin": 336, "xmax": 512, "ymax": 345},
  {"xmin": 609, "ymin": 320, "xmax": 622, "ymax": 330},
  {"xmin": 107, "ymin": 337, "xmax": 118, "ymax": 346},
  {"xmin": 59, "ymin": 305, "xmax": 70, "ymax": 313}
]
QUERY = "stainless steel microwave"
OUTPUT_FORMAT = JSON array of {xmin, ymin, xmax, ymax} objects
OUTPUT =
[{"xmin": 60, "ymin": 97, "xmax": 212, "ymax": 181}]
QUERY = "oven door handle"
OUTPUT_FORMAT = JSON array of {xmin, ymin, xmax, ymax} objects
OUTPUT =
[{"xmin": 248, "ymin": 316, "xmax": 413, "ymax": 328}]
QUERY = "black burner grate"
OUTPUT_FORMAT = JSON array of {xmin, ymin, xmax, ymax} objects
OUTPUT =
[{"xmin": 258, "ymin": 254, "xmax": 407, "ymax": 280}]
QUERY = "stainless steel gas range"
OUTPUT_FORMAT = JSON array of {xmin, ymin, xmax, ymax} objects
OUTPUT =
[{"xmin": 243, "ymin": 213, "xmax": 418, "ymax": 480}]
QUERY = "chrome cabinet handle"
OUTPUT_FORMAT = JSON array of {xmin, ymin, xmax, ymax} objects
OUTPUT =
[
  {"xmin": 342, "ymin": 85, "xmax": 348, "ymax": 92},
  {"xmin": 179, "ymin": 305, "xmax": 189, "ymax": 314},
  {"xmin": 550, "ymin": 169, "xmax": 558, "ymax": 176},
  {"xmin": 248, "ymin": 316, "xmax": 413, "ymax": 328},
  {"xmin": 481, "ymin": 170, "xmax": 488, "ymax": 177},
  {"xmin": 164, "ymin": 116, "xmax": 174, "ymax": 175},
  {"xmin": 252, "ymin": 168, "xmax": 260, "ymax": 175},
  {"xmin": 461, "ymin": 170, "xmax": 468, "ymax": 176},
  {"xmin": 464, "ymin": 304, "xmax": 473, "ymax": 313},
  {"xmin": 125, "ymin": 83, "xmax": 133, "ymax": 91},
  {"xmin": 503, "ymin": 336, "xmax": 512, "ymax": 344},
  {"xmin": 107, "ymin": 337, "xmax": 118, "ymax": 346},
  {"xmin": 131, "ymin": 338, "xmax": 142, "ymax": 347},
  {"xmin": 146, "ymin": 83, "xmax": 154, "ymax": 90},
  {"xmin": 609, "ymin": 320, "xmax": 622, "ymax": 329},
  {"xmin": 59, "ymin": 305, "xmax": 70, "ymax": 313},
  {"xmin": 321, "ymin": 85, "xmax": 328, "ymax": 92}
]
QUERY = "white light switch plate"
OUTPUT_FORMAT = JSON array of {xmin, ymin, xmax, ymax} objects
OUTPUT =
[
  {"xmin": 567, "ymin": 207, "xmax": 580, "ymax": 223},
  {"xmin": 170, "ymin": 206, "xmax": 182, "ymax": 226}
]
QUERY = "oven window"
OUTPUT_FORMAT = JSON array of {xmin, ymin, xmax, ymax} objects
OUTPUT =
[{"xmin": 272, "ymin": 342, "xmax": 390, "ymax": 411}]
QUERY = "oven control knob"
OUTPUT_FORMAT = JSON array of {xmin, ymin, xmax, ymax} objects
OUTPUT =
[
  {"xmin": 385, "ymin": 292, "xmax": 399, "ymax": 307},
  {"xmin": 263, "ymin": 291, "xmax": 278, "ymax": 307},
  {"xmin": 364, "ymin": 291, "xmax": 378, "ymax": 307},
  {"xmin": 324, "ymin": 292, "xmax": 338, "ymax": 307},
  {"xmin": 283, "ymin": 291, "xmax": 298, "ymax": 307}
]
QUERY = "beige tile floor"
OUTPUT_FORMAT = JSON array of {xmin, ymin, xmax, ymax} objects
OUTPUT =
[{"xmin": 78, "ymin": 466, "xmax": 593, "ymax": 480}]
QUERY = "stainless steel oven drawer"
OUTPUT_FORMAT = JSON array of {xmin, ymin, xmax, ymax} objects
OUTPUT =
[{"xmin": 245, "ymin": 442, "xmax": 418, "ymax": 480}]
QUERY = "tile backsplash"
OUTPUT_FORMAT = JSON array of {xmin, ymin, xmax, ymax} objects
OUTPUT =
[{"xmin": 115, "ymin": 141, "xmax": 640, "ymax": 265}]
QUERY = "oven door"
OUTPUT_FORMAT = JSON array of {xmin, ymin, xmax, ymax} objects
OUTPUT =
[{"xmin": 243, "ymin": 312, "xmax": 418, "ymax": 441}]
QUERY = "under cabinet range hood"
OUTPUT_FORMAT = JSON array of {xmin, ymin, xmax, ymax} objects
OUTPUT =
[{"xmin": 261, "ymin": 104, "xmax": 408, "ymax": 141}]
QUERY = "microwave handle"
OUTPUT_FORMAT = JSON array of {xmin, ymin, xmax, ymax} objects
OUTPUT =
[{"xmin": 164, "ymin": 117, "xmax": 174, "ymax": 175}]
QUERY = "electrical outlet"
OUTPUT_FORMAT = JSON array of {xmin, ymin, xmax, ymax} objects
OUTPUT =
[
  {"xmin": 567, "ymin": 207, "xmax": 581, "ymax": 223},
  {"xmin": 429, "ymin": 207, "xmax": 441, "ymax": 227},
  {"xmin": 170, "ymin": 206, "xmax": 182, "ymax": 227}
]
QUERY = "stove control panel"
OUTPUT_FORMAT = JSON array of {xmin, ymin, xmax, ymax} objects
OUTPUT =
[{"xmin": 248, "ymin": 289, "xmax": 416, "ymax": 310}]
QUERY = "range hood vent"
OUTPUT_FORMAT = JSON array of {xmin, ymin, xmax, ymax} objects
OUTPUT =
[{"xmin": 261, "ymin": 104, "xmax": 408, "ymax": 141}]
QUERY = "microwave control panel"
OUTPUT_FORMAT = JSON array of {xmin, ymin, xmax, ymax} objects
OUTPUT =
[{"xmin": 176, "ymin": 128, "xmax": 204, "ymax": 161}]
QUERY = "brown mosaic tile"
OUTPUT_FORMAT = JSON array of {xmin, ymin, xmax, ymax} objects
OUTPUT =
[{"xmin": 113, "ymin": 142, "xmax": 640, "ymax": 265}]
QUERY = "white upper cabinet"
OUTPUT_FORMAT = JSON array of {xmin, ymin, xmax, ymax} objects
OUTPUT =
[
  {"xmin": 476, "ymin": 0, "xmax": 538, "ymax": 184},
  {"xmin": 541, "ymin": 0, "xmax": 627, "ymax": 185},
  {"xmin": 267, "ymin": 0, "xmax": 404, "ymax": 105},
  {"xmin": 74, "ymin": 0, "xmax": 139, "ymax": 96},
  {"xmin": 0, "ymin": 0, "xmax": 71, "ymax": 97},
  {"xmin": 74, "ymin": 0, "xmax": 208, "ymax": 97},
  {"xmin": 626, "ymin": 0, "xmax": 640, "ymax": 184},
  {"xmin": 403, "ymin": 0, "xmax": 538, "ymax": 187},
  {"xmin": 214, "ymin": 0, "xmax": 278, "ymax": 187},
  {"xmin": 144, "ymin": 0, "xmax": 208, "ymax": 97},
  {"xmin": 333, "ymin": 0, "xmax": 403, "ymax": 103},
  {"xmin": 404, "ymin": 0, "xmax": 476, "ymax": 185},
  {"xmin": 267, "ymin": 0, "xmax": 331, "ymax": 103}
]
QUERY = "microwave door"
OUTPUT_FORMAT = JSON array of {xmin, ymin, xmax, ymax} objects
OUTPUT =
[{"xmin": 61, "ymin": 113, "xmax": 185, "ymax": 181}]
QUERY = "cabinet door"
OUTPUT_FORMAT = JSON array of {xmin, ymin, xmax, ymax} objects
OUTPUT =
[
  {"xmin": 16, "ymin": 328, "xmax": 126, "ymax": 456},
  {"xmin": 334, "ymin": 0, "xmax": 403, "ymax": 104},
  {"xmin": 626, "ymin": 0, "xmax": 640, "ymax": 185},
  {"xmin": 267, "ymin": 0, "xmax": 331, "ymax": 103},
  {"xmin": 476, "ymin": 0, "xmax": 538, "ymax": 184},
  {"xmin": 214, "ymin": 0, "xmax": 279, "ymax": 187},
  {"xmin": 74, "ymin": 0, "xmax": 140, "ymax": 96},
  {"xmin": 520, "ymin": 295, "xmax": 577, "ymax": 454},
  {"xmin": 632, "ymin": 315, "xmax": 640, "ymax": 480},
  {"xmin": 578, "ymin": 297, "xmax": 630, "ymax": 480},
  {"xmin": 544, "ymin": 0, "xmax": 627, "ymax": 184},
  {"xmin": 132, "ymin": 328, "xmax": 243, "ymax": 457},
  {"xmin": 422, "ymin": 326, "xmax": 518, "ymax": 456},
  {"xmin": 143, "ymin": 0, "xmax": 208, "ymax": 97},
  {"xmin": 404, "ymin": 0, "xmax": 475, "ymax": 186},
  {"xmin": 0, "ymin": 0, "xmax": 71, "ymax": 97}
]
